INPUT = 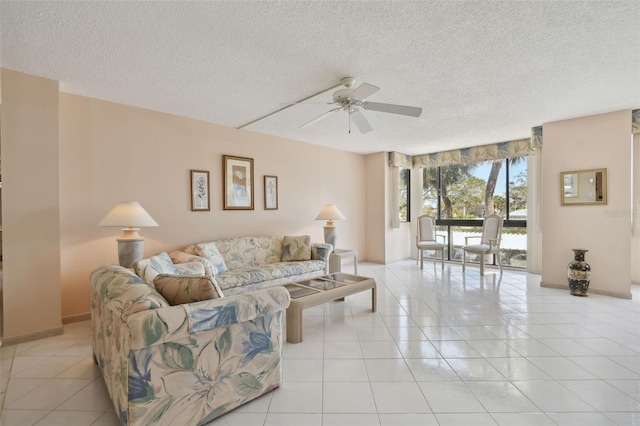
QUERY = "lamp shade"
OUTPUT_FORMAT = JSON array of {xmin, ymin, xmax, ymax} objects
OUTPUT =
[
  {"xmin": 98, "ymin": 202, "xmax": 159, "ymax": 228},
  {"xmin": 315, "ymin": 204, "xmax": 346, "ymax": 222}
]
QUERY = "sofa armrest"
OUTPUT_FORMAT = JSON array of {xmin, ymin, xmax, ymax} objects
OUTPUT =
[
  {"xmin": 184, "ymin": 286, "xmax": 290, "ymax": 333},
  {"xmin": 124, "ymin": 286, "xmax": 291, "ymax": 350},
  {"xmin": 311, "ymin": 243, "xmax": 333, "ymax": 262}
]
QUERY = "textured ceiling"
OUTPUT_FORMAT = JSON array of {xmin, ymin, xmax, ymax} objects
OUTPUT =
[{"xmin": 1, "ymin": 1, "xmax": 639, "ymax": 155}]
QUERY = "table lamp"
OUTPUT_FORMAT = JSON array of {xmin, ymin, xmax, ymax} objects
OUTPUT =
[
  {"xmin": 98, "ymin": 201, "xmax": 159, "ymax": 268},
  {"xmin": 315, "ymin": 204, "xmax": 346, "ymax": 251}
]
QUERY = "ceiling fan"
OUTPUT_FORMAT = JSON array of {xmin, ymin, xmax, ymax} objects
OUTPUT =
[{"xmin": 298, "ymin": 77, "xmax": 422, "ymax": 134}]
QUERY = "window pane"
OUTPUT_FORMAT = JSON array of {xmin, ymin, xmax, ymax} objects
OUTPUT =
[
  {"xmin": 399, "ymin": 167, "xmax": 410, "ymax": 222},
  {"xmin": 509, "ymin": 157, "xmax": 528, "ymax": 219},
  {"xmin": 501, "ymin": 227, "xmax": 527, "ymax": 267},
  {"xmin": 422, "ymin": 167, "xmax": 438, "ymax": 216},
  {"xmin": 439, "ymin": 160, "xmax": 506, "ymax": 219}
]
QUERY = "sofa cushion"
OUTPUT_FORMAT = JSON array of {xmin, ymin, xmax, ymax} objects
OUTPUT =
[
  {"xmin": 215, "ymin": 260, "xmax": 325, "ymax": 291},
  {"xmin": 134, "ymin": 252, "xmax": 180, "ymax": 285},
  {"xmin": 169, "ymin": 251, "xmax": 216, "ymax": 276},
  {"xmin": 174, "ymin": 261, "xmax": 206, "ymax": 276},
  {"xmin": 194, "ymin": 242, "xmax": 228, "ymax": 274},
  {"xmin": 282, "ymin": 235, "xmax": 311, "ymax": 261},
  {"xmin": 213, "ymin": 236, "xmax": 283, "ymax": 270},
  {"xmin": 153, "ymin": 274, "xmax": 223, "ymax": 305}
]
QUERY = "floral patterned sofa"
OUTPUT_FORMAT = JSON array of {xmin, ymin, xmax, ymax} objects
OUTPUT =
[
  {"xmin": 169, "ymin": 235, "xmax": 333, "ymax": 296},
  {"xmin": 90, "ymin": 265, "xmax": 291, "ymax": 426}
]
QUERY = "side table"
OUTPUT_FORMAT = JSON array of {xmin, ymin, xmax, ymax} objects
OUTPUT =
[{"xmin": 329, "ymin": 249, "xmax": 358, "ymax": 274}]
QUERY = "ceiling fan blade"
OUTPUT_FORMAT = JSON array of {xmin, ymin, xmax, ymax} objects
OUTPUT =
[
  {"xmin": 363, "ymin": 101, "xmax": 422, "ymax": 117},
  {"xmin": 298, "ymin": 107, "xmax": 341, "ymax": 129},
  {"xmin": 350, "ymin": 109, "xmax": 373, "ymax": 134},
  {"xmin": 350, "ymin": 83, "xmax": 380, "ymax": 101}
]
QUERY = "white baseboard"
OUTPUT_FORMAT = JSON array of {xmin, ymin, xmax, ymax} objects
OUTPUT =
[{"xmin": 540, "ymin": 281, "xmax": 632, "ymax": 299}]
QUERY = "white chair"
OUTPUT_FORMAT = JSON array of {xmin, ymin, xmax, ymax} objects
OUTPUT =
[
  {"xmin": 462, "ymin": 214, "xmax": 504, "ymax": 276},
  {"xmin": 416, "ymin": 214, "xmax": 446, "ymax": 269}
]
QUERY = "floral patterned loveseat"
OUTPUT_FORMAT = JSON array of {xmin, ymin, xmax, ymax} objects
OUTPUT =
[{"xmin": 90, "ymin": 265, "xmax": 290, "ymax": 426}]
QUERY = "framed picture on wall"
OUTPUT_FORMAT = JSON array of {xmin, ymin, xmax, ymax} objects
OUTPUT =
[
  {"xmin": 190, "ymin": 170, "xmax": 210, "ymax": 211},
  {"xmin": 223, "ymin": 155, "xmax": 254, "ymax": 210},
  {"xmin": 264, "ymin": 175, "xmax": 278, "ymax": 210}
]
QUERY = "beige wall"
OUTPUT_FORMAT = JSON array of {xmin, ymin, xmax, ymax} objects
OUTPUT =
[
  {"xmin": 0, "ymin": 68, "xmax": 371, "ymax": 336},
  {"xmin": 541, "ymin": 110, "xmax": 632, "ymax": 298},
  {"xmin": 1, "ymin": 69, "xmax": 63, "ymax": 340},
  {"xmin": 58, "ymin": 93, "xmax": 367, "ymax": 319},
  {"xmin": 364, "ymin": 153, "xmax": 386, "ymax": 263}
]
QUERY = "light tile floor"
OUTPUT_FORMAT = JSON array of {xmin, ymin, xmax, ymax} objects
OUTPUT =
[{"xmin": 1, "ymin": 260, "xmax": 640, "ymax": 425}]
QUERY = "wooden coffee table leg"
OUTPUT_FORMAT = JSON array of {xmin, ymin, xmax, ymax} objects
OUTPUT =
[
  {"xmin": 286, "ymin": 304, "xmax": 303, "ymax": 343},
  {"xmin": 371, "ymin": 286, "xmax": 377, "ymax": 312}
]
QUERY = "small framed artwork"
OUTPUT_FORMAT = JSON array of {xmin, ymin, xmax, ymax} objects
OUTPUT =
[
  {"xmin": 190, "ymin": 170, "xmax": 210, "ymax": 211},
  {"xmin": 223, "ymin": 155, "xmax": 254, "ymax": 210},
  {"xmin": 264, "ymin": 175, "xmax": 278, "ymax": 210}
]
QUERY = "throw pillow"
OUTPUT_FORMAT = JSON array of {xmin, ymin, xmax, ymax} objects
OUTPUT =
[
  {"xmin": 133, "ymin": 252, "xmax": 180, "ymax": 285},
  {"xmin": 282, "ymin": 235, "xmax": 311, "ymax": 262},
  {"xmin": 153, "ymin": 274, "xmax": 223, "ymax": 305},
  {"xmin": 194, "ymin": 242, "xmax": 228, "ymax": 274},
  {"xmin": 174, "ymin": 261, "xmax": 206, "ymax": 276},
  {"xmin": 169, "ymin": 251, "xmax": 216, "ymax": 276}
]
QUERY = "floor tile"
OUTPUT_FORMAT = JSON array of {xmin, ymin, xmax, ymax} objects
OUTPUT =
[
  {"xmin": 405, "ymin": 358, "xmax": 459, "ymax": 381},
  {"xmin": 378, "ymin": 413, "xmax": 439, "ymax": 425},
  {"xmin": 512, "ymin": 380, "xmax": 595, "ymax": 412},
  {"xmin": 465, "ymin": 381, "xmax": 540, "ymax": 412},
  {"xmin": 323, "ymin": 341, "xmax": 363, "ymax": 359},
  {"xmin": 364, "ymin": 359, "xmax": 414, "ymax": 381},
  {"xmin": 263, "ymin": 413, "xmax": 321, "ymax": 426},
  {"xmin": 210, "ymin": 412, "xmax": 266, "ymax": 425},
  {"xmin": 370, "ymin": 382, "xmax": 431, "ymax": 413},
  {"xmin": 6, "ymin": 378, "xmax": 92, "ymax": 410},
  {"xmin": 359, "ymin": 341, "xmax": 402, "ymax": 358},
  {"xmin": 33, "ymin": 410, "xmax": 104, "ymax": 425},
  {"xmin": 56, "ymin": 378, "xmax": 113, "ymax": 411},
  {"xmin": 559, "ymin": 379, "xmax": 640, "ymax": 411},
  {"xmin": 434, "ymin": 412, "xmax": 498, "ymax": 425},
  {"xmin": 323, "ymin": 382, "xmax": 376, "ymax": 413},
  {"xmin": 526, "ymin": 356, "xmax": 597, "ymax": 380},
  {"xmin": 605, "ymin": 379, "xmax": 640, "ymax": 400},
  {"xmin": 323, "ymin": 358, "xmax": 369, "ymax": 382},
  {"xmin": 322, "ymin": 413, "xmax": 381, "ymax": 426},
  {"xmin": 445, "ymin": 358, "xmax": 505, "ymax": 381},
  {"xmin": 418, "ymin": 381, "xmax": 485, "ymax": 413},
  {"xmin": 466, "ymin": 340, "xmax": 520, "ymax": 358},
  {"xmin": 547, "ymin": 412, "xmax": 617, "ymax": 425},
  {"xmin": 431, "ymin": 341, "xmax": 482, "ymax": 358},
  {"xmin": 282, "ymin": 358, "xmax": 324, "ymax": 382},
  {"xmin": 269, "ymin": 382, "xmax": 323, "ymax": 413},
  {"xmin": 0, "ymin": 409, "xmax": 49, "ymax": 426},
  {"xmin": 565, "ymin": 356, "xmax": 640, "ymax": 379},
  {"xmin": 485, "ymin": 358, "xmax": 551, "ymax": 381},
  {"xmin": 396, "ymin": 340, "xmax": 440, "ymax": 358},
  {"xmin": 491, "ymin": 412, "xmax": 555, "ymax": 425}
]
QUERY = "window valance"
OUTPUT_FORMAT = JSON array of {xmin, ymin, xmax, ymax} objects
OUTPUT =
[
  {"xmin": 412, "ymin": 138, "xmax": 533, "ymax": 168},
  {"xmin": 388, "ymin": 151, "xmax": 412, "ymax": 168}
]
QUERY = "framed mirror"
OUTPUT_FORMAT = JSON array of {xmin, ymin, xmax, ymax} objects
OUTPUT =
[{"xmin": 561, "ymin": 168, "xmax": 607, "ymax": 206}]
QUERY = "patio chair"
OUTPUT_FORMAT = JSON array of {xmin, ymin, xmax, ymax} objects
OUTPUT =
[
  {"xmin": 416, "ymin": 214, "xmax": 446, "ymax": 269},
  {"xmin": 462, "ymin": 214, "xmax": 503, "ymax": 275}
]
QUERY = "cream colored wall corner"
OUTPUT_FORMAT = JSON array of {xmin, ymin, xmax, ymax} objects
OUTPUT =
[
  {"xmin": 364, "ymin": 153, "xmax": 386, "ymax": 263},
  {"xmin": 58, "ymin": 93, "xmax": 367, "ymax": 319},
  {"xmin": 1, "ymin": 69, "xmax": 63, "ymax": 340},
  {"xmin": 541, "ymin": 109, "xmax": 632, "ymax": 298}
]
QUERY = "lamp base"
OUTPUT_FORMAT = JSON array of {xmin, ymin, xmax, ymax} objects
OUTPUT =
[
  {"xmin": 117, "ymin": 238, "xmax": 144, "ymax": 268},
  {"xmin": 323, "ymin": 226, "xmax": 337, "ymax": 252}
]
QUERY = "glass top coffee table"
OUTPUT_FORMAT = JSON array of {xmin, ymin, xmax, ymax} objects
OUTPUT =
[{"xmin": 284, "ymin": 273, "xmax": 376, "ymax": 343}]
